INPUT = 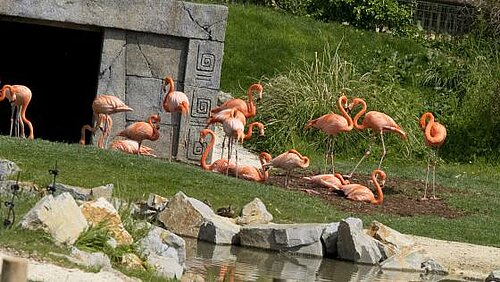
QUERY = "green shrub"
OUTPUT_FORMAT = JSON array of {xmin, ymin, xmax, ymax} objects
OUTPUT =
[
  {"xmin": 252, "ymin": 41, "xmax": 426, "ymax": 162},
  {"xmin": 306, "ymin": 0, "xmax": 414, "ymax": 34}
]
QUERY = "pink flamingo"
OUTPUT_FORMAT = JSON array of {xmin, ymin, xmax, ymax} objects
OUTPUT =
[
  {"xmin": 305, "ymin": 95, "xmax": 353, "ymax": 174},
  {"xmin": 303, "ymin": 173, "xmax": 350, "ymax": 190},
  {"xmin": 162, "ymin": 75, "xmax": 190, "ymax": 161},
  {"xmin": 80, "ymin": 114, "xmax": 113, "ymax": 148},
  {"xmin": 347, "ymin": 97, "xmax": 407, "ymax": 178},
  {"xmin": 211, "ymin": 83, "xmax": 263, "ymax": 119},
  {"xmin": 340, "ymin": 169, "xmax": 386, "ymax": 205},
  {"xmin": 419, "ymin": 112, "xmax": 447, "ymax": 200},
  {"xmin": 262, "ymin": 149, "xmax": 310, "ymax": 188},
  {"xmin": 206, "ymin": 107, "xmax": 247, "ymax": 159},
  {"xmin": 199, "ymin": 128, "xmax": 235, "ymax": 174},
  {"xmin": 117, "ymin": 114, "xmax": 160, "ymax": 154},
  {"xmin": 0, "ymin": 84, "xmax": 34, "ymax": 139},
  {"xmin": 81, "ymin": 94, "xmax": 133, "ymax": 148},
  {"xmin": 109, "ymin": 139, "xmax": 156, "ymax": 157},
  {"xmin": 228, "ymin": 152, "xmax": 272, "ymax": 182}
]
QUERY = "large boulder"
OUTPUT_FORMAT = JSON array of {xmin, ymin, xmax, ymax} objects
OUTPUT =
[
  {"xmin": 137, "ymin": 226, "xmax": 186, "ymax": 279},
  {"xmin": 380, "ymin": 247, "xmax": 429, "ymax": 272},
  {"xmin": 157, "ymin": 191, "xmax": 240, "ymax": 245},
  {"xmin": 53, "ymin": 183, "xmax": 113, "ymax": 202},
  {"xmin": 20, "ymin": 192, "xmax": 88, "ymax": 245},
  {"xmin": 321, "ymin": 222, "xmax": 340, "ymax": 258},
  {"xmin": 236, "ymin": 198, "xmax": 273, "ymax": 225},
  {"xmin": 337, "ymin": 217, "xmax": 383, "ymax": 264},
  {"xmin": 80, "ymin": 197, "xmax": 133, "ymax": 245},
  {"xmin": 239, "ymin": 223, "xmax": 325, "ymax": 257},
  {"xmin": 366, "ymin": 220, "xmax": 415, "ymax": 257},
  {"xmin": 486, "ymin": 270, "xmax": 500, "ymax": 282}
]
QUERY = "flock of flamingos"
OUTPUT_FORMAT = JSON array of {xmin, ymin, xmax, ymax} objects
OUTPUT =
[{"xmin": 0, "ymin": 77, "xmax": 447, "ymax": 205}]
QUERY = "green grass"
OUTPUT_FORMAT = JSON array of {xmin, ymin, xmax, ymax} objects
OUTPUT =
[{"xmin": 1, "ymin": 136, "xmax": 499, "ymax": 249}]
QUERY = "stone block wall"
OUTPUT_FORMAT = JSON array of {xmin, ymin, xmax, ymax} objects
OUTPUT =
[{"xmin": 0, "ymin": 0, "xmax": 228, "ymax": 162}]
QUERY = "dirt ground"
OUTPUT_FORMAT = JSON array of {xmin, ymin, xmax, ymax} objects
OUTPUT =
[{"xmin": 264, "ymin": 168, "xmax": 466, "ymax": 219}]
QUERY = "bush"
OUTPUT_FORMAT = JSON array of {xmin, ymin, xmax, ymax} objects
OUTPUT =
[{"xmin": 306, "ymin": 0, "xmax": 414, "ymax": 33}]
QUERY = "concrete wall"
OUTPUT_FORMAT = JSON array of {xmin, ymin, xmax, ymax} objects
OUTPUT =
[{"xmin": 0, "ymin": 0, "xmax": 228, "ymax": 162}]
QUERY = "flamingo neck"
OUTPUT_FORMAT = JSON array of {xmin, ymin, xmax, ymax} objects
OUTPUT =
[
  {"xmin": 338, "ymin": 96, "xmax": 353, "ymax": 130},
  {"xmin": 0, "ymin": 85, "xmax": 6, "ymax": 101},
  {"xmin": 258, "ymin": 152, "xmax": 272, "ymax": 181},
  {"xmin": 419, "ymin": 112, "xmax": 434, "ymax": 131},
  {"xmin": 334, "ymin": 173, "xmax": 349, "ymax": 185},
  {"xmin": 244, "ymin": 122, "xmax": 264, "ymax": 140},
  {"xmin": 200, "ymin": 131, "xmax": 215, "ymax": 170},
  {"xmin": 371, "ymin": 170, "xmax": 384, "ymax": 205},
  {"xmin": 352, "ymin": 98, "xmax": 367, "ymax": 130}
]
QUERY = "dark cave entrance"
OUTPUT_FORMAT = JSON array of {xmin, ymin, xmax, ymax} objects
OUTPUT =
[{"xmin": 0, "ymin": 19, "xmax": 103, "ymax": 143}]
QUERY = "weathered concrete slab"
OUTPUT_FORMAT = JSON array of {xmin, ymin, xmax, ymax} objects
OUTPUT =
[{"xmin": 0, "ymin": 1, "xmax": 228, "ymax": 41}]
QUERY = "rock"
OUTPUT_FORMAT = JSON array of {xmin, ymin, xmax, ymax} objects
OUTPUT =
[
  {"xmin": 147, "ymin": 193, "xmax": 169, "ymax": 212},
  {"xmin": 380, "ymin": 247, "xmax": 428, "ymax": 272},
  {"xmin": 239, "ymin": 223, "xmax": 325, "ymax": 257},
  {"xmin": 198, "ymin": 216, "xmax": 241, "ymax": 245},
  {"xmin": 157, "ymin": 191, "xmax": 215, "ymax": 238},
  {"xmin": 486, "ymin": 270, "xmax": 500, "ymax": 282},
  {"xmin": 366, "ymin": 220, "xmax": 415, "ymax": 257},
  {"xmin": 421, "ymin": 258, "xmax": 448, "ymax": 275},
  {"xmin": 321, "ymin": 222, "xmax": 340, "ymax": 258},
  {"xmin": 52, "ymin": 183, "xmax": 113, "ymax": 202},
  {"xmin": 137, "ymin": 226, "xmax": 186, "ymax": 279},
  {"xmin": 20, "ymin": 192, "xmax": 88, "ymax": 245},
  {"xmin": 69, "ymin": 247, "xmax": 113, "ymax": 270},
  {"xmin": 0, "ymin": 159, "xmax": 20, "ymax": 180},
  {"xmin": 121, "ymin": 253, "xmax": 144, "ymax": 270},
  {"xmin": 217, "ymin": 90, "xmax": 233, "ymax": 105},
  {"xmin": 80, "ymin": 197, "xmax": 133, "ymax": 245},
  {"xmin": 0, "ymin": 180, "xmax": 39, "ymax": 194},
  {"xmin": 236, "ymin": 198, "xmax": 273, "ymax": 225},
  {"xmin": 337, "ymin": 217, "xmax": 383, "ymax": 264}
]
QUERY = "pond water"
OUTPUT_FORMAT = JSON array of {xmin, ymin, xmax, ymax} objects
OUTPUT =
[{"xmin": 183, "ymin": 238, "xmax": 457, "ymax": 281}]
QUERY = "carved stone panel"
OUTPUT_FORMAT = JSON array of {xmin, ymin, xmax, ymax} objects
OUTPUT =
[{"xmin": 185, "ymin": 39, "xmax": 224, "ymax": 90}]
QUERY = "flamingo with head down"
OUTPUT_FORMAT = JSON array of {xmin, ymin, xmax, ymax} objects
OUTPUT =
[
  {"xmin": 303, "ymin": 173, "xmax": 350, "ymax": 190},
  {"xmin": 262, "ymin": 149, "xmax": 310, "ymax": 188},
  {"xmin": 228, "ymin": 152, "xmax": 272, "ymax": 182},
  {"xmin": 419, "ymin": 112, "xmax": 447, "ymax": 200},
  {"xmin": 80, "ymin": 94, "xmax": 133, "ymax": 148},
  {"xmin": 199, "ymin": 128, "xmax": 234, "ymax": 174},
  {"xmin": 339, "ymin": 169, "xmax": 386, "ymax": 205},
  {"xmin": 0, "ymin": 84, "xmax": 34, "ymax": 139}
]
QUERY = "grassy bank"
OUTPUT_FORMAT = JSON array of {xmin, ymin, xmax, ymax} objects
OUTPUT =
[{"xmin": 1, "ymin": 137, "xmax": 499, "ymax": 248}]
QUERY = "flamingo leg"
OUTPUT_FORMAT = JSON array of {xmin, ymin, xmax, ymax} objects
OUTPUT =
[
  {"xmin": 235, "ymin": 144, "xmax": 239, "ymax": 179},
  {"xmin": 421, "ymin": 158, "xmax": 431, "ymax": 201},
  {"xmin": 9, "ymin": 105, "xmax": 16, "ymax": 137},
  {"xmin": 347, "ymin": 135, "xmax": 373, "ymax": 179},
  {"xmin": 169, "ymin": 129, "xmax": 174, "ymax": 162},
  {"xmin": 226, "ymin": 137, "xmax": 232, "ymax": 176},
  {"xmin": 137, "ymin": 141, "xmax": 143, "ymax": 155},
  {"xmin": 104, "ymin": 115, "xmax": 111, "ymax": 149},
  {"xmin": 221, "ymin": 135, "xmax": 226, "ymax": 160},
  {"xmin": 330, "ymin": 138, "xmax": 336, "ymax": 175},
  {"xmin": 378, "ymin": 131, "xmax": 386, "ymax": 170},
  {"xmin": 430, "ymin": 151, "xmax": 440, "ymax": 200}
]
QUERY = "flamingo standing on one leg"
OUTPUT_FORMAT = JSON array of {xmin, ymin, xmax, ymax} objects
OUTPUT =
[
  {"xmin": 262, "ymin": 149, "xmax": 310, "ymax": 188},
  {"xmin": 109, "ymin": 139, "xmax": 156, "ymax": 157},
  {"xmin": 339, "ymin": 169, "xmax": 386, "ymax": 205},
  {"xmin": 0, "ymin": 84, "xmax": 34, "ymax": 139},
  {"xmin": 117, "ymin": 114, "xmax": 160, "ymax": 154},
  {"xmin": 211, "ymin": 83, "xmax": 263, "ymax": 119},
  {"xmin": 222, "ymin": 109, "xmax": 246, "ymax": 176},
  {"xmin": 162, "ymin": 75, "xmax": 190, "ymax": 161},
  {"xmin": 228, "ymin": 152, "xmax": 272, "ymax": 182},
  {"xmin": 81, "ymin": 94, "xmax": 133, "ymax": 148},
  {"xmin": 199, "ymin": 128, "xmax": 235, "ymax": 174},
  {"xmin": 347, "ymin": 97, "xmax": 407, "ymax": 178},
  {"xmin": 419, "ymin": 112, "xmax": 447, "ymax": 201},
  {"xmin": 305, "ymin": 95, "xmax": 353, "ymax": 174},
  {"xmin": 303, "ymin": 173, "xmax": 350, "ymax": 190}
]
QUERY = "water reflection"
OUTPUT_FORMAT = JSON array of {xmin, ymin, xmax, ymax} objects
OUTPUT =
[{"xmin": 184, "ymin": 237, "xmax": 454, "ymax": 281}]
